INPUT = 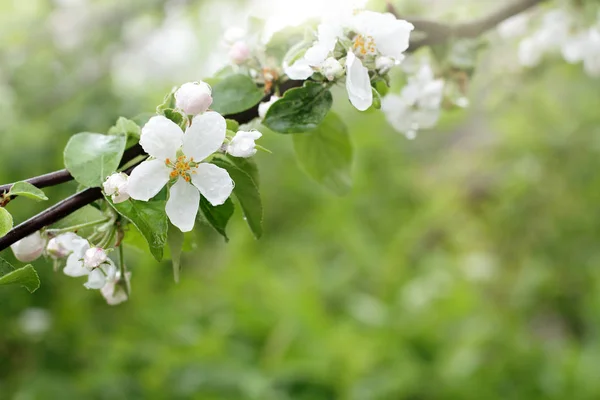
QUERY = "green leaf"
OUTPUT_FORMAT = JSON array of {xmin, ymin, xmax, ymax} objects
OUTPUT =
[
  {"xmin": 0, "ymin": 208, "xmax": 13, "ymax": 238},
  {"xmin": 199, "ymin": 198, "xmax": 234, "ymax": 241},
  {"xmin": 167, "ymin": 224, "xmax": 185, "ymax": 283},
  {"xmin": 226, "ymin": 119, "xmax": 240, "ymax": 132},
  {"xmin": 371, "ymin": 88, "xmax": 382, "ymax": 110},
  {"xmin": 219, "ymin": 154, "xmax": 260, "ymax": 188},
  {"xmin": 8, "ymin": 181, "xmax": 48, "ymax": 201},
  {"xmin": 64, "ymin": 133, "xmax": 127, "ymax": 188},
  {"xmin": 107, "ymin": 198, "xmax": 168, "ymax": 261},
  {"xmin": 0, "ymin": 257, "xmax": 40, "ymax": 293},
  {"xmin": 292, "ymin": 112, "xmax": 353, "ymax": 195},
  {"xmin": 211, "ymin": 74, "xmax": 265, "ymax": 115},
  {"xmin": 212, "ymin": 159, "xmax": 263, "ymax": 239},
  {"xmin": 156, "ymin": 87, "xmax": 177, "ymax": 113},
  {"xmin": 108, "ymin": 117, "xmax": 141, "ymax": 149},
  {"xmin": 263, "ymin": 81, "xmax": 333, "ymax": 134},
  {"xmin": 163, "ymin": 108, "xmax": 188, "ymax": 130}
]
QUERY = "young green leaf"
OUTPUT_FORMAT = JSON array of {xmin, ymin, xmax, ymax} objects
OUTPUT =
[
  {"xmin": 167, "ymin": 224, "xmax": 185, "ymax": 283},
  {"xmin": 0, "ymin": 257, "xmax": 40, "ymax": 293},
  {"xmin": 293, "ymin": 112, "xmax": 353, "ymax": 195},
  {"xmin": 199, "ymin": 197, "xmax": 234, "ymax": 241},
  {"xmin": 220, "ymin": 154, "xmax": 260, "ymax": 188},
  {"xmin": 64, "ymin": 133, "xmax": 127, "ymax": 188},
  {"xmin": 211, "ymin": 74, "xmax": 265, "ymax": 115},
  {"xmin": 212, "ymin": 159, "xmax": 262, "ymax": 239},
  {"xmin": 226, "ymin": 119, "xmax": 240, "ymax": 132},
  {"xmin": 8, "ymin": 181, "xmax": 48, "ymax": 201},
  {"xmin": 263, "ymin": 81, "xmax": 333, "ymax": 134},
  {"xmin": 108, "ymin": 117, "xmax": 141, "ymax": 148},
  {"xmin": 107, "ymin": 198, "xmax": 168, "ymax": 261},
  {"xmin": 0, "ymin": 208, "xmax": 13, "ymax": 238}
]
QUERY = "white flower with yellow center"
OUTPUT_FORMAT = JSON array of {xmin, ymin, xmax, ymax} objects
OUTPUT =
[
  {"xmin": 284, "ymin": 11, "xmax": 413, "ymax": 111},
  {"xmin": 127, "ymin": 113, "xmax": 234, "ymax": 232}
]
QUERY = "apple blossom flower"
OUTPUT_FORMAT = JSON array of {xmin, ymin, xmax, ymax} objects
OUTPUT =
[
  {"xmin": 381, "ymin": 64, "xmax": 444, "ymax": 138},
  {"xmin": 284, "ymin": 11, "xmax": 413, "ymax": 111},
  {"xmin": 47, "ymin": 232, "xmax": 87, "ymax": 259},
  {"xmin": 321, "ymin": 57, "xmax": 344, "ymax": 81},
  {"xmin": 103, "ymin": 172, "xmax": 130, "ymax": 204},
  {"xmin": 376, "ymin": 56, "xmax": 396, "ymax": 73},
  {"xmin": 227, "ymin": 130, "xmax": 262, "ymax": 158},
  {"xmin": 11, "ymin": 231, "xmax": 46, "ymax": 263},
  {"xmin": 101, "ymin": 269, "xmax": 131, "ymax": 305},
  {"xmin": 229, "ymin": 41, "xmax": 251, "ymax": 64},
  {"xmin": 127, "ymin": 113, "xmax": 234, "ymax": 232},
  {"xmin": 83, "ymin": 247, "xmax": 108, "ymax": 269},
  {"xmin": 258, "ymin": 95, "xmax": 279, "ymax": 119},
  {"xmin": 174, "ymin": 81, "xmax": 213, "ymax": 115}
]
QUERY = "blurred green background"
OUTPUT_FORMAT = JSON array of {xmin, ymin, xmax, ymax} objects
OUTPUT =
[{"xmin": 3, "ymin": 0, "xmax": 600, "ymax": 399}]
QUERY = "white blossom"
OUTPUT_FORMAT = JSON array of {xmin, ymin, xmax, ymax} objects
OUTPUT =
[
  {"xmin": 127, "ymin": 114, "xmax": 234, "ymax": 232},
  {"xmin": 83, "ymin": 247, "xmax": 108, "ymax": 269},
  {"xmin": 103, "ymin": 172, "xmax": 130, "ymax": 204},
  {"xmin": 375, "ymin": 56, "xmax": 396, "ymax": 73},
  {"xmin": 227, "ymin": 130, "xmax": 262, "ymax": 158},
  {"xmin": 322, "ymin": 57, "xmax": 344, "ymax": 81},
  {"xmin": 174, "ymin": 81, "xmax": 213, "ymax": 115},
  {"xmin": 47, "ymin": 232, "xmax": 87, "ymax": 259},
  {"xmin": 101, "ymin": 270, "xmax": 131, "ymax": 306},
  {"xmin": 258, "ymin": 95, "xmax": 279, "ymax": 119},
  {"xmin": 11, "ymin": 231, "xmax": 46, "ymax": 263},
  {"xmin": 381, "ymin": 64, "xmax": 444, "ymax": 138},
  {"xmin": 229, "ymin": 41, "xmax": 251, "ymax": 64}
]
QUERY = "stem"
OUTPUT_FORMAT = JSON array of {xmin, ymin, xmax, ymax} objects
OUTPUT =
[
  {"xmin": 46, "ymin": 218, "xmax": 110, "ymax": 235},
  {"xmin": 118, "ymin": 244, "xmax": 129, "ymax": 296}
]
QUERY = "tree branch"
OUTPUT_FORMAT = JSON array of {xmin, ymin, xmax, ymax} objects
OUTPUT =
[
  {"xmin": 388, "ymin": 0, "xmax": 546, "ymax": 50},
  {"xmin": 0, "ymin": 0, "xmax": 546, "ymax": 251}
]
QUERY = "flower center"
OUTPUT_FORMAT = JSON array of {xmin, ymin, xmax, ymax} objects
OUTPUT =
[
  {"xmin": 353, "ymin": 34, "xmax": 377, "ymax": 56},
  {"xmin": 165, "ymin": 156, "xmax": 197, "ymax": 182}
]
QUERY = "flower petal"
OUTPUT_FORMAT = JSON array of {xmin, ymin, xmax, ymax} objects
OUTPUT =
[
  {"xmin": 63, "ymin": 253, "xmax": 89, "ymax": 277},
  {"xmin": 84, "ymin": 268, "xmax": 106, "ymax": 290},
  {"xmin": 140, "ymin": 115, "xmax": 184, "ymax": 160},
  {"xmin": 127, "ymin": 159, "xmax": 171, "ymax": 201},
  {"xmin": 345, "ymin": 52, "xmax": 373, "ymax": 111},
  {"xmin": 191, "ymin": 163, "xmax": 234, "ymax": 207},
  {"xmin": 183, "ymin": 111, "xmax": 227, "ymax": 161},
  {"xmin": 166, "ymin": 178, "xmax": 200, "ymax": 232},
  {"xmin": 284, "ymin": 59, "xmax": 314, "ymax": 80}
]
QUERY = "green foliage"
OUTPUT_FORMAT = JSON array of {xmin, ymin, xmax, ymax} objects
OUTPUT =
[
  {"xmin": 108, "ymin": 198, "xmax": 168, "ymax": 262},
  {"xmin": 108, "ymin": 117, "xmax": 141, "ymax": 148},
  {"xmin": 0, "ymin": 208, "xmax": 13, "ymax": 238},
  {"xmin": 293, "ymin": 112, "xmax": 353, "ymax": 195},
  {"xmin": 199, "ymin": 197, "xmax": 234, "ymax": 241},
  {"xmin": 212, "ymin": 159, "xmax": 262, "ymax": 239},
  {"xmin": 64, "ymin": 133, "xmax": 127, "ymax": 188},
  {"xmin": 162, "ymin": 108, "xmax": 188, "ymax": 130},
  {"xmin": 225, "ymin": 119, "xmax": 240, "ymax": 132},
  {"xmin": 211, "ymin": 74, "xmax": 265, "ymax": 115},
  {"xmin": 0, "ymin": 257, "xmax": 39, "ymax": 293},
  {"xmin": 8, "ymin": 181, "xmax": 48, "ymax": 202},
  {"xmin": 266, "ymin": 25, "xmax": 307, "ymax": 62},
  {"xmin": 263, "ymin": 81, "xmax": 333, "ymax": 133}
]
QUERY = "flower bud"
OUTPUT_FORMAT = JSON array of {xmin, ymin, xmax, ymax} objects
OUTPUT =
[
  {"xmin": 375, "ymin": 56, "xmax": 396, "ymax": 73},
  {"xmin": 229, "ymin": 41, "xmax": 251, "ymax": 64},
  {"xmin": 103, "ymin": 172, "xmax": 130, "ymax": 204},
  {"xmin": 227, "ymin": 130, "xmax": 262, "ymax": 158},
  {"xmin": 101, "ymin": 271, "xmax": 131, "ymax": 306},
  {"xmin": 258, "ymin": 95, "xmax": 279, "ymax": 119},
  {"xmin": 11, "ymin": 231, "xmax": 46, "ymax": 262},
  {"xmin": 83, "ymin": 247, "xmax": 107, "ymax": 269},
  {"xmin": 321, "ymin": 57, "xmax": 344, "ymax": 81},
  {"xmin": 174, "ymin": 81, "xmax": 213, "ymax": 115}
]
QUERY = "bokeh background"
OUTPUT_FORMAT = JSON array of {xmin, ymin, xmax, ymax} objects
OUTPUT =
[{"xmin": 3, "ymin": 0, "xmax": 600, "ymax": 399}]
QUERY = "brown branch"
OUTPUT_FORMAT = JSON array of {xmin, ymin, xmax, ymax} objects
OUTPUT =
[{"xmin": 388, "ymin": 0, "xmax": 547, "ymax": 50}]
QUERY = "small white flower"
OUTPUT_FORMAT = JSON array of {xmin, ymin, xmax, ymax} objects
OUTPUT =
[
  {"xmin": 11, "ymin": 231, "xmax": 46, "ymax": 263},
  {"xmin": 83, "ymin": 247, "xmax": 108, "ymax": 269},
  {"xmin": 227, "ymin": 130, "xmax": 262, "ymax": 158},
  {"xmin": 47, "ymin": 232, "xmax": 87, "ymax": 259},
  {"xmin": 103, "ymin": 172, "xmax": 130, "ymax": 204},
  {"xmin": 258, "ymin": 95, "xmax": 279, "ymax": 119},
  {"xmin": 101, "ymin": 270, "xmax": 131, "ymax": 306},
  {"xmin": 174, "ymin": 81, "xmax": 213, "ymax": 115},
  {"xmin": 127, "ymin": 113, "xmax": 234, "ymax": 232},
  {"xmin": 229, "ymin": 41, "xmax": 251, "ymax": 64},
  {"xmin": 321, "ymin": 57, "xmax": 344, "ymax": 81}
]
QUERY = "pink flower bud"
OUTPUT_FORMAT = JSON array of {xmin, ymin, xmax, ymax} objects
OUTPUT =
[
  {"xmin": 83, "ymin": 247, "xmax": 107, "ymax": 269},
  {"xmin": 229, "ymin": 41, "xmax": 251, "ymax": 64},
  {"xmin": 174, "ymin": 81, "xmax": 213, "ymax": 115},
  {"xmin": 11, "ymin": 232, "xmax": 46, "ymax": 262}
]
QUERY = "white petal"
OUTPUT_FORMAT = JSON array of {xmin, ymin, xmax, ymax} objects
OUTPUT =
[
  {"xmin": 345, "ymin": 52, "xmax": 373, "ymax": 111},
  {"xmin": 84, "ymin": 268, "xmax": 106, "ymax": 290},
  {"xmin": 183, "ymin": 111, "xmax": 227, "ymax": 161},
  {"xmin": 63, "ymin": 253, "xmax": 89, "ymax": 277},
  {"xmin": 304, "ymin": 43, "xmax": 330, "ymax": 67},
  {"xmin": 166, "ymin": 178, "xmax": 200, "ymax": 232},
  {"xmin": 127, "ymin": 159, "xmax": 171, "ymax": 201},
  {"xmin": 373, "ymin": 20, "xmax": 414, "ymax": 60},
  {"xmin": 140, "ymin": 116, "xmax": 184, "ymax": 160},
  {"xmin": 284, "ymin": 59, "xmax": 314, "ymax": 80},
  {"xmin": 191, "ymin": 163, "xmax": 234, "ymax": 207}
]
